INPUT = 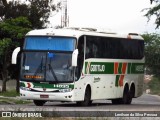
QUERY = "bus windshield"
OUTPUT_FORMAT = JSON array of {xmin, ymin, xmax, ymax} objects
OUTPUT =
[{"xmin": 21, "ymin": 36, "xmax": 76, "ymax": 83}]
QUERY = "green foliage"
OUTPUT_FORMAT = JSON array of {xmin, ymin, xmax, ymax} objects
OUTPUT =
[
  {"xmin": 0, "ymin": 98, "xmax": 31, "ymax": 104},
  {"xmin": 0, "ymin": 89, "xmax": 19, "ymax": 97},
  {"xmin": 148, "ymin": 77, "xmax": 160, "ymax": 95},
  {"xmin": 0, "ymin": 38, "xmax": 12, "ymax": 55},
  {"xmin": 0, "ymin": 0, "xmax": 60, "ymax": 29},
  {"xmin": 0, "ymin": 17, "xmax": 31, "ymax": 65},
  {"xmin": 144, "ymin": 0, "xmax": 160, "ymax": 28},
  {"xmin": 0, "ymin": 17, "xmax": 31, "ymax": 40},
  {"xmin": 0, "ymin": 17, "xmax": 31, "ymax": 91},
  {"xmin": 142, "ymin": 33, "xmax": 160, "ymax": 76}
]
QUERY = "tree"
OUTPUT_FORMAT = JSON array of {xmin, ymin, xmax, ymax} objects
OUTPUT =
[
  {"xmin": 0, "ymin": 17, "xmax": 31, "ymax": 92},
  {"xmin": 142, "ymin": 33, "xmax": 160, "ymax": 76},
  {"xmin": 0, "ymin": 0, "xmax": 61, "ymax": 29},
  {"xmin": 144, "ymin": 0, "xmax": 160, "ymax": 28},
  {"xmin": 0, "ymin": 38, "xmax": 12, "ymax": 92}
]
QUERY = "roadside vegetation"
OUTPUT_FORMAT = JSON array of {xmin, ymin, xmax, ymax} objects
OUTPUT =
[
  {"xmin": 0, "ymin": 90, "xmax": 31, "ymax": 104},
  {"xmin": 0, "ymin": 97, "xmax": 31, "ymax": 104},
  {"xmin": 147, "ymin": 77, "xmax": 160, "ymax": 95},
  {"xmin": 0, "ymin": 89, "xmax": 19, "ymax": 97}
]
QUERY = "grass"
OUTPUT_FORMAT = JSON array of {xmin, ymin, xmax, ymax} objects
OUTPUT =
[
  {"xmin": 0, "ymin": 89, "xmax": 19, "ymax": 97},
  {"xmin": 0, "ymin": 90, "xmax": 31, "ymax": 104},
  {"xmin": 147, "ymin": 77, "xmax": 160, "ymax": 95},
  {"xmin": 0, "ymin": 97, "xmax": 31, "ymax": 104}
]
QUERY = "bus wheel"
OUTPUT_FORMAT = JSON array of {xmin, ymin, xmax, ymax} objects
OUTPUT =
[
  {"xmin": 33, "ymin": 100, "xmax": 46, "ymax": 106},
  {"xmin": 126, "ymin": 93, "xmax": 132, "ymax": 104},
  {"xmin": 112, "ymin": 98, "xmax": 123, "ymax": 105},
  {"xmin": 111, "ymin": 99, "xmax": 121, "ymax": 104},
  {"xmin": 126, "ymin": 84, "xmax": 135, "ymax": 104},
  {"xmin": 77, "ymin": 86, "xmax": 92, "ymax": 106},
  {"xmin": 119, "ymin": 85, "xmax": 129, "ymax": 104}
]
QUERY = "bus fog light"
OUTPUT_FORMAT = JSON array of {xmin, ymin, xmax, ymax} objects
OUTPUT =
[{"xmin": 68, "ymin": 95, "xmax": 72, "ymax": 98}]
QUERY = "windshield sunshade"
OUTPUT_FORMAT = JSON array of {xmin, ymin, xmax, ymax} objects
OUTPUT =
[{"xmin": 24, "ymin": 36, "xmax": 75, "ymax": 51}]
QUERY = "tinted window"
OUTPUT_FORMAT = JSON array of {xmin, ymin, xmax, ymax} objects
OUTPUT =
[
  {"xmin": 85, "ymin": 36, "xmax": 144, "ymax": 59},
  {"xmin": 25, "ymin": 36, "xmax": 75, "ymax": 51}
]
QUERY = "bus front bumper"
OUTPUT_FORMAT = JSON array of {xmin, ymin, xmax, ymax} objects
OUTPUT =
[{"xmin": 20, "ymin": 89, "xmax": 74, "ymax": 102}]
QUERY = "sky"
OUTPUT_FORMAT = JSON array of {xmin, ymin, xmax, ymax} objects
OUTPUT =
[{"xmin": 49, "ymin": 0, "xmax": 160, "ymax": 34}]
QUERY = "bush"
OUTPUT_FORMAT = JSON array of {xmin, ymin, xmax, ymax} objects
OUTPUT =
[{"xmin": 148, "ymin": 77, "xmax": 160, "ymax": 95}]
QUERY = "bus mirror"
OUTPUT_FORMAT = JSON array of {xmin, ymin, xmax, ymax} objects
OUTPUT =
[
  {"xmin": 72, "ymin": 49, "xmax": 78, "ymax": 67},
  {"xmin": 12, "ymin": 47, "xmax": 20, "ymax": 64}
]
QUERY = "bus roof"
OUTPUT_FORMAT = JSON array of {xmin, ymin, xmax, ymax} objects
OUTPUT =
[{"xmin": 26, "ymin": 27, "xmax": 144, "ymax": 40}]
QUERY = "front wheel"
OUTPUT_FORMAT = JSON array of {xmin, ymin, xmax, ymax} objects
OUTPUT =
[
  {"xmin": 76, "ymin": 87, "xmax": 92, "ymax": 106},
  {"xmin": 33, "ymin": 100, "xmax": 46, "ymax": 106}
]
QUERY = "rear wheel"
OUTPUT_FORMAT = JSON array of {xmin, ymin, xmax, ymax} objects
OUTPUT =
[
  {"xmin": 33, "ymin": 100, "xmax": 46, "ymax": 106},
  {"xmin": 120, "ymin": 85, "xmax": 132, "ymax": 104},
  {"xmin": 126, "ymin": 84, "xmax": 135, "ymax": 104},
  {"xmin": 76, "ymin": 86, "xmax": 92, "ymax": 106},
  {"xmin": 121, "ymin": 85, "xmax": 129, "ymax": 104},
  {"xmin": 112, "ymin": 85, "xmax": 131, "ymax": 104},
  {"xmin": 111, "ymin": 99, "xmax": 121, "ymax": 104}
]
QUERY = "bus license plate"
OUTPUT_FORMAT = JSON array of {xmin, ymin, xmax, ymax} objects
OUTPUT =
[{"xmin": 40, "ymin": 95, "xmax": 49, "ymax": 98}]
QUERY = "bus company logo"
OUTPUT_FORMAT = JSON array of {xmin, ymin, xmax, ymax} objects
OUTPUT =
[
  {"xmin": 85, "ymin": 62, "xmax": 105, "ymax": 74},
  {"xmin": 43, "ymin": 88, "xmax": 46, "ymax": 91},
  {"xmin": 90, "ymin": 65, "xmax": 105, "ymax": 72},
  {"xmin": 86, "ymin": 62, "xmax": 91, "ymax": 74}
]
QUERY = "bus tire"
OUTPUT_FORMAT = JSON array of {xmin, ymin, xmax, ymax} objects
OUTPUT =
[
  {"xmin": 33, "ymin": 100, "xmax": 46, "ymax": 106},
  {"xmin": 126, "ymin": 93, "xmax": 132, "ymax": 104},
  {"xmin": 77, "ymin": 86, "xmax": 92, "ymax": 106},
  {"xmin": 118, "ymin": 84, "xmax": 129, "ymax": 104},
  {"xmin": 126, "ymin": 84, "xmax": 135, "ymax": 104},
  {"xmin": 111, "ymin": 99, "xmax": 121, "ymax": 104}
]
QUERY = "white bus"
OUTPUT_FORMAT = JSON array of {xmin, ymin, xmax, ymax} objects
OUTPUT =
[{"xmin": 12, "ymin": 28, "xmax": 144, "ymax": 106}]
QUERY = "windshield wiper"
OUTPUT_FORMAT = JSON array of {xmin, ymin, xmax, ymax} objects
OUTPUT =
[
  {"xmin": 48, "ymin": 63, "xmax": 58, "ymax": 81},
  {"xmin": 33, "ymin": 56, "xmax": 45, "ymax": 79}
]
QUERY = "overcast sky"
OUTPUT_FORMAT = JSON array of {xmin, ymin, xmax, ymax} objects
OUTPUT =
[{"xmin": 49, "ymin": 0, "xmax": 159, "ymax": 34}]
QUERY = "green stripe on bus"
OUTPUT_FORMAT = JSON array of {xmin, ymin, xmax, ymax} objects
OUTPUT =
[
  {"xmin": 127, "ymin": 63, "xmax": 131, "ymax": 74},
  {"xmin": 85, "ymin": 62, "xmax": 144, "ymax": 74},
  {"xmin": 115, "ymin": 75, "xmax": 120, "ymax": 87},
  {"xmin": 20, "ymin": 82, "xmax": 74, "ymax": 89},
  {"xmin": 20, "ymin": 82, "xmax": 25, "ymax": 87},
  {"xmin": 118, "ymin": 63, "xmax": 122, "ymax": 74},
  {"xmin": 129, "ymin": 63, "xmax": 144, "ymax": 74}
]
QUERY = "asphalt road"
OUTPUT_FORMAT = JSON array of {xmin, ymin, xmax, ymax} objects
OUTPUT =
[{"xmin": 0, "ymin": 93, "xmax": 160, "ymax": 111}]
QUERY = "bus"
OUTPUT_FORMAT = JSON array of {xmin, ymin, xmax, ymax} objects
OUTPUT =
[{"xmin": 12, "ymin": 27, "xmax": 144, "ymax": 106}]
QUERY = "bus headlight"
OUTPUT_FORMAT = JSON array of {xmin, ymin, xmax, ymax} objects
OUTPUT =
[
  {"xmin": 59, "ymin": 88, "xmax": 72, "ymax": 92},
  {"xmin": 20, "ymin": 87, "xmax": 31, "ymax": 91}
]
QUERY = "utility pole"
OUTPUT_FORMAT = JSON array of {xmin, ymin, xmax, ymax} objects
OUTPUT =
[{"xmin": 61, "ymin": 0, "xmax": 69, "ymax": 27}]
